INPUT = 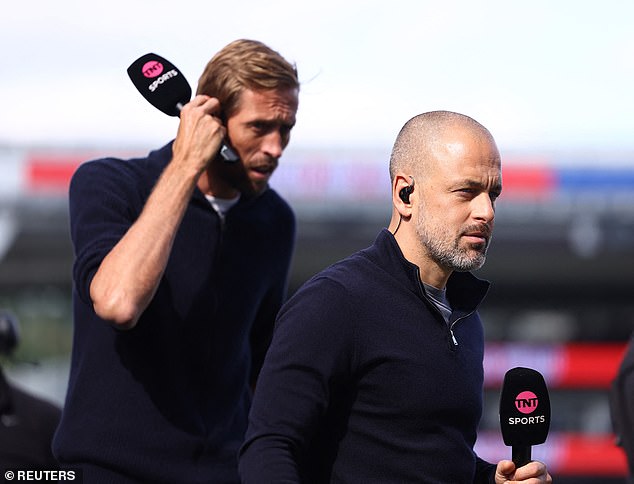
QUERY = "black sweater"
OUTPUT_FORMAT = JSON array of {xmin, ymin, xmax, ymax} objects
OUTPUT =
[
  {"xmin": 240, "ymin": 229, "xmax": 496, "ymax": 483},
  {"xmin": 53, "ymin": 143, "xmax": 295, "ymax": 483}
]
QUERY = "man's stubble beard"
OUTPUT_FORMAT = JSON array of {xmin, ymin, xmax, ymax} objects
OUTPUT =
[{"xmin": 414, "ymin": 205, "xmax": 490, "ymax": 272}]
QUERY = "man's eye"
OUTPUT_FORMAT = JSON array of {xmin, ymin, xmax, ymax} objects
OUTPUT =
[{"xmin": 457, "ymin": 188, "xmax": 475, "ymax": 195}]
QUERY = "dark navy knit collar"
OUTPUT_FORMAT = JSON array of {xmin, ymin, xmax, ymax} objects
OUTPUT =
[{"xmin": 365, "ymin": 229, "xmax": 490, "ymax": 313}]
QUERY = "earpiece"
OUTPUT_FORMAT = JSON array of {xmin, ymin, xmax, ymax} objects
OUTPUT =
[
  {"xmin": 0, "ymin": 310, "xmax": 19, "ymax": 356},
  {"xmin": 399, "ymin": 186, "xmax": 413, "ymax": 203},
  {"xmin": 399, "ymin": 176, "xmax": 415, "ymax": 203}
]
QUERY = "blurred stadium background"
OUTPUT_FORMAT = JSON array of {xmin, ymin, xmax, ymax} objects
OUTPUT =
[{"xmin": 1, "ymin": 142, "xmax": 632, "ymax": 482}]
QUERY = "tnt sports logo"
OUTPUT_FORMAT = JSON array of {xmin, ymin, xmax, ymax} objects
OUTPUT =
[
  {"xmin": 515, "ymin": 391, "xmax": 539, "ymax": 414},
  {"xmin": 142, "ymin": 60, "xmax": 164, "ymax": 78}
]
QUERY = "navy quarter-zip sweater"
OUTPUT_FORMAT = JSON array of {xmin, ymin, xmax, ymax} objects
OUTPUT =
[
  {"xmin": 53, "ymin": 142, "xmax": 295, "ymax": 483},
  {"xmin": 239, "ymin": 229, "xmax": 496, "ymax": 483}
]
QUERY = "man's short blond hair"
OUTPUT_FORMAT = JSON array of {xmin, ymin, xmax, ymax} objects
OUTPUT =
[{"xmin": 196, "ymin": 39, "xmax": 299, "ymax": 118}]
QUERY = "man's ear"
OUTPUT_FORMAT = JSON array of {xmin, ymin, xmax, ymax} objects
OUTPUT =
[{"xmin": 393, "ymin": 174, "xmax": 415, "ymax": 216}]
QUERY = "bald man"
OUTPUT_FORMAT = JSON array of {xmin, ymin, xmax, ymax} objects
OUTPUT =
[{"xmin": 239, "ymin": 112, "xmax": 551, "ymax": 483}]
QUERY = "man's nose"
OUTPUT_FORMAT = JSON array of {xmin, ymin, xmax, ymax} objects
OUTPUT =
[
  {"xmin": 473, "ymin": 193, "xmax": 495, "ymax": 223},
  {"xmin": 262, "ymin": 131, "xmax": 284, "ymax": 159}
]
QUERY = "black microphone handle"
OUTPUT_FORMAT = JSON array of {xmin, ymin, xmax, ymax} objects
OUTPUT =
[{"xmin": 512, "ymin": 445, "xmax": 531, "ymax": 468}]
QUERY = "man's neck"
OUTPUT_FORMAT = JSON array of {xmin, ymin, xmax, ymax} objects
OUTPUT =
[
  {"xmin": 392, "ymin": 227, "xmax": 452, "ymax": 289},
  {"xmin": 197, "ymin": 171, "xmax": 239, "ymax": 199}
]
